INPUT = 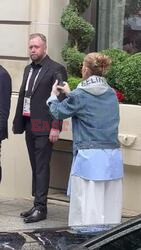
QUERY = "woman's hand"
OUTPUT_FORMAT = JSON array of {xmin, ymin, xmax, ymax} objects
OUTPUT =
[
  {"xmin": 57, "ymin": 82, "xmax": 71, "ymax": 95},
  {"xmin": 51, "ymin": 80, "xmax": 71, "ymax": 96},
  {"xmin": 51, "ymin": 80, "xmax": 60, "ymax": 96}
]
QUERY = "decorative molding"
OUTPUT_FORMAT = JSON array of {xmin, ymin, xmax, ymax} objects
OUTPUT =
[
  {"xmin": 0, "ymin": 56, "xmax": 29, "ymax": 61},
  {"xmin": 119, "ymin": 134, "xmax": 137, "ymax": 147},
  {"xmin": 0, "ymin": 21, "xmax": 31, "ymax": 25}
]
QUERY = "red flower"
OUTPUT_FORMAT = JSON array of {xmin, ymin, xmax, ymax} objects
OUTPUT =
[{"xmin": 114, "ymin": 89, "xmax": 124, "ymax": 102}]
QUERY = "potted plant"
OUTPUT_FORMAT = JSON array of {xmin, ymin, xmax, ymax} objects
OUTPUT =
[
  {"xmin": 61, "ymin": 0, "xmax": 95, "ymax": 83},
  {"xmin": 60, "ymin": 0, "xmax": 95, "ymax": 139}
]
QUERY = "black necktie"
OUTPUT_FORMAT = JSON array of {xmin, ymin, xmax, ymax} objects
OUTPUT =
[{"xmin": 26, "ymin": 65, "xmax": 41, "ymax": 97}]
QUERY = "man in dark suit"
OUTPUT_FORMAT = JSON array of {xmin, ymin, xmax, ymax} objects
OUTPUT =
[
  {"xmin": 0, "ymin": 66, "xmax": 11, "ymax": 182},
  {"xmin": 13, "ymin": 33, "xmax": 67, "ymax": 223}
]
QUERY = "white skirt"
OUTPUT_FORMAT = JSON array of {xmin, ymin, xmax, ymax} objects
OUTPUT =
[{"xmin": 68, "ymin": 176, "xmax": 122, "ymax": 226}]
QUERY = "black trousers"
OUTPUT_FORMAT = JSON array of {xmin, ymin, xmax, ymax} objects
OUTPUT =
[{"xmin": 25, "ymin": 127, "xmax": 52, "ymax": 210}]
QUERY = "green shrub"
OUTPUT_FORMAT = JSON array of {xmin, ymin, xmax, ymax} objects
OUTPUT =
[
  {"xmin": 61, "ymin": 4, "xmax": 94, "ymax": 52},
  {"xmin": 66, "ymin": 48, "xmax": 141, "ymax": 104},
  {"xmin": 68, "ymin": 75, "xmax": 82, "ymax": 90},
  {"xmin": 62, "ymin": 47, "xmax": 85, "ymax": 76},
  {"xmin": 71, "ymin": 0, "xmax": 91, "ymax": 13},
  {"xmin": 101, "ymin": 49, "xmax": 141, "ymax": 104},
  {"xmin": 61, "ymin": 1, "xmax": 95, "ymax": 77},
  {"xmin": 101, "ymin": 49, "xmax": 129, "ymax": 89},
  {"xmin": 115, "ymin": 53, "xmax": 141, "ymax": 104},
  {"xmin": 130, "ymin": 52, "xmax": 141, "ymax": 58}
]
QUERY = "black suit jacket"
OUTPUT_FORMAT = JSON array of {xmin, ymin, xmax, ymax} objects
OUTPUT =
[
  {"xmin": 13, "ymin": 55, "xmax": 67, "ymax": 135},
  {"xmin": 0, "ymin": 66, "xmax": 12, "ymax": 141}
]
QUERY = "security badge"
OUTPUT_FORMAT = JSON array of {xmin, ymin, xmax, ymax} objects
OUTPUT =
[
  {"xmin": 23, "ymin": 97, "xmax": 31, "ymax": 117},
  {"xmin": 22, "ymin": 68, "xmax": 33, "ymax": 117},
  {"xmin": 22, "ymin": 67, "xmax": 41, "ymax": 117}
]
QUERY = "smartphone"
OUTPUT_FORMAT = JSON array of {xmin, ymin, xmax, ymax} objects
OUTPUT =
[{"xmin": 55, "ymin": 72, "xmax": 65, "ymax": 86}]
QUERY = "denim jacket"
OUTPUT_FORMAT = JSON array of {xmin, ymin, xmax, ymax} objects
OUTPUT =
[{"xmin": 47, "ymin": 75, "xmax": 120, "ymax": 155}]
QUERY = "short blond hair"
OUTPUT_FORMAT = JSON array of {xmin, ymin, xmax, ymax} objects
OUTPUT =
[
  {"xmin": 84, "ymin": 52, "xmax": 112, "ymax": 76},
  {"xmin": 29, "ymin": 33, "xmax": 47, "ymax": 44}
]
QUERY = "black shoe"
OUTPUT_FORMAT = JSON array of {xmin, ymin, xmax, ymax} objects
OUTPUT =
[
  {"xmin": 20, "ymin": 207, "xmax": 36, "ymax": 218},
  {"xmin": 23, "ymin": 209, "xmax": 47, "ymax": 223}
]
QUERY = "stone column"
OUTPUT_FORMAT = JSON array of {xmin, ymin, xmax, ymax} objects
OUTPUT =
[
  {"xmin": 30, "ymin": 0, "xmax": 69, "ymax": 63},
  {"xmin": 0, "ymin": 0, "xmax": 69, "ymax": 91}
]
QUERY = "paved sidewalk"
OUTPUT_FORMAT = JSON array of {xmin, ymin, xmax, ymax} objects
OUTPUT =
[
  {"xmin": 0, "ymin": 194, "xmax": 134, "ymax": 249},
  {"xmin": 0, "ymin": 197, "xmax": 69, "ymax": 232}
]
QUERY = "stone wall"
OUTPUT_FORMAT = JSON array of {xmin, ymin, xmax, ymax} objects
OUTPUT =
[
  {"xmin": 0, "ymin": 0, "xmax": 68, "ymax": 91},
  {"xmin": 0, "ymin": 0, "xmax": 69, "ymax": 198}
]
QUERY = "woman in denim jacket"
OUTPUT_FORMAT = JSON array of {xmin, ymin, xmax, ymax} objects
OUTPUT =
[{"xmin": 47, "ymin": 53, "xmax": 123, "ymax": 226}]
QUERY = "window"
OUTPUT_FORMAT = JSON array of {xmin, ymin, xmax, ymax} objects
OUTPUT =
[
  {"xmin": 97, "ymin": 0, "xmax": 126, "ymax": 51},
  {"xmin": 93, "ymin": 0, "xmax": 141, "ymax": 53},
  {"xmin": 123, "ymin": 0, "xmax": 141, "ymax": 53}
]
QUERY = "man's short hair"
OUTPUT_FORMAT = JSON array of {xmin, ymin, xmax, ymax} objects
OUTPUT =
[{"xmin": 29, "ymin": 33, "xmax": 47, "ymax": 44}]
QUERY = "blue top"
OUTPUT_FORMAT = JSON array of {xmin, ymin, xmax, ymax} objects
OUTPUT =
[{"xmin": 70, "ymin": 148, "xmax": 123, "ymax": 181}]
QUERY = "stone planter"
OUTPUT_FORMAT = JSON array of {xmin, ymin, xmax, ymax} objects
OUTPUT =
[
  {"xmin": 59, "ymin": 118, "xmax": 72, "ymax": 141},
  {"xmin": 119, "ymin": 104, "xmax": 141, "ymax": 216}
]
